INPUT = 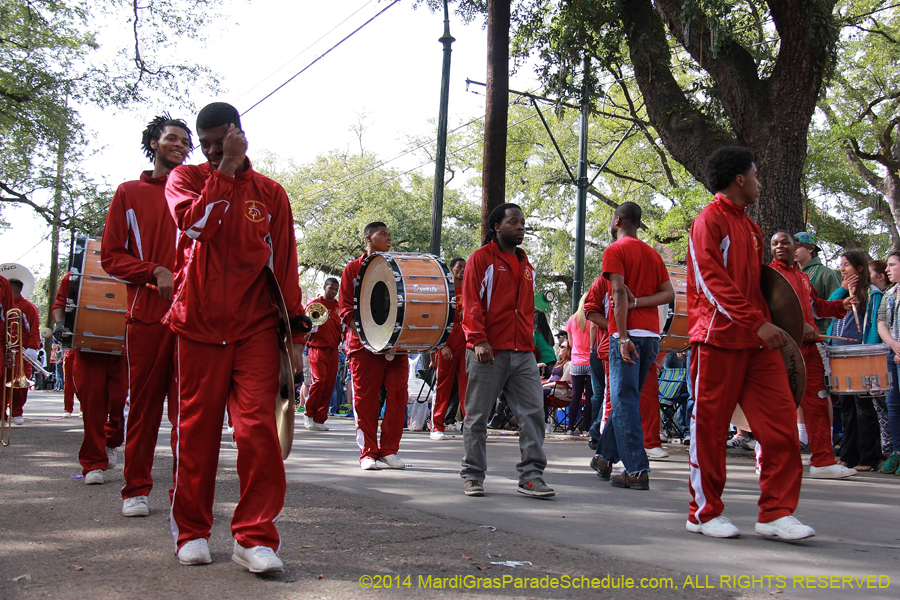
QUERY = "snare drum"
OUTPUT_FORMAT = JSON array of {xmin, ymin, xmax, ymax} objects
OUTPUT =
[
  {"xmin": 353, "ymin": 252, "xmax": 455, "ymax": 354},
  {"xmin": 659, "ymin": 265, "xmax": 689, "ymax": 351},
  {"xmin": 826, "ymin": 344, "xmax": 891, "ymax": 396},
  {"xmin": 63, "ymin": 236, "xmax": 127, "ymax": 354}
]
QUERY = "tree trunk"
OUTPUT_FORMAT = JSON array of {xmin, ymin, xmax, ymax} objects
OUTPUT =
[
  {"xmin": 481, "ymin": 0, "xmax": 510, "ymax": 242},
  {"xmin": 45, "ymin": 133, "xmax": 67, "ymax": 355}
]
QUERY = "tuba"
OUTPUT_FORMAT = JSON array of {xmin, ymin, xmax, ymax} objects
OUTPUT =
[
  {"xmin": 2, "ymin": 308, "xmax": 30, "ymax": 446},
  {"xmin": 306, "ymin": 302, "xmax": 329, "ymax": 326}
]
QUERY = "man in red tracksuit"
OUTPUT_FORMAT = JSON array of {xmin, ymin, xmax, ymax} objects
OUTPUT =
[
  {"xmin": 1, "ymin": 276, "xmax": 14, "ymax": 395},
  {"xmin": 62, "ymin": 350, "xmax": 77, "ymax": 415},
  {"xmin": 51, "ymin": 273, "xmax": 127, "ymax": 485},
  {"xmin": 430, "ymin": 257, "xmax": 466, "ymax": 440},
  {"xmin": 8, "ymin": 279, "xmax": 40, "ymax": 425},
  {"xmin": 339, "ymin": 222, "xmax": 409, "ymax": 471},
  {"xmin": 165, "ymin": 102, "xmax": 308, "ymax": 573},
  {"xmin": 640, "ymin": 351, "xmax": 669, "ymax": 459},
  {"xmin": 686, "ymin": 146, "xmax": 813, "ymax": 540},
  {"xmin": 769, "ymin": 231, "xmax": 856, "ymax": 479},
  {"xmin": 102, "ymin": 114, "xmax": 193, "ymax": 518},
  {"xmin": 304, "ymin": 278, "xmax": 342, "ymax": 431},
  {"xmin": 460, "ymin": 203, "xmax": 555, "ymax": 498}
]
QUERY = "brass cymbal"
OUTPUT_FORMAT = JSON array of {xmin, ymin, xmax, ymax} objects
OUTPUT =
[{"xmin": 760, "ymin": 264, "xmax": 804, "ymax": 346}]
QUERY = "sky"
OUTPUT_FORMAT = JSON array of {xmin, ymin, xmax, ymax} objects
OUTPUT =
[{"xmin": 2, "ymin": 0, "xmax": 540, "ymax": 280}]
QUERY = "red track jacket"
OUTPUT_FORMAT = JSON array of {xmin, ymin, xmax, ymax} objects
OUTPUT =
[
  {"xmin": 768, "ymin": 259, "xmax": 846, "ymax": 342},
  {"xmin": 13, "ymin": 296, "xmax": 40, "ymax": 351},
  {"xmin": 686, "ymin": 193, "xmax": 770, "ymax": 349},
  {"xmin": 339, "ymin": 254, "xmax": 368, "ymax": 355},
  {"xmin": 164, "ymin": 161, "xmax": 305, "ymax": 345},
  {"xmin": 101, "ymin": 171, "xmax": 176, "ymax": 324},
  {"xmin": 306, "ymin": 296, "xmax": 341, "ymax": 349},
  {"xmin": 461, "ymin": 241, "xmax": 536, "ymax": 351}
]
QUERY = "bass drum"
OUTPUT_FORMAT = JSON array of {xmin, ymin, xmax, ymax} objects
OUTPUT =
[
  {"xmin": 63, "ymin": 236, "xmax": 127, "ymax": 354},
  {"xmin": 354, "ymin": 252, "xmax": 455, "ymax": 354},
  {"xmin": 659, "ymin": 265, "xmax": 689, "ymax": 352}
]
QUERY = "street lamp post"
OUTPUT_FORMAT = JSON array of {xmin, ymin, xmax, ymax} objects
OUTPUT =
[{"xmin": 430, "ymin": 0, "xmax": 455, "ymax": 256}]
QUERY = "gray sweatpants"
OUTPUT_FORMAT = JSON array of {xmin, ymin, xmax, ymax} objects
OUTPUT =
[{"xmin": 461, "ymin": 349, "xmax": 547, "ymax": 484}]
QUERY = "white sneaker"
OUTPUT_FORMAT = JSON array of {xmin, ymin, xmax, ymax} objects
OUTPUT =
[
  {"xmin": 726, "ymin": 434, "xmax": 749, "ymax": 449},
  {"xmin": 122, "ymin": 495, "xmax": 149, "ymax": 517},
  {"xmin": 12, "ymin": 416, "xmax": 24, "ymax": 426},
  {"xmin": 177, "ymin": 539, "xmax": 212, "ymax": 565},
  {"xmin": 232, "ymin": 540, "xmax": 283, "ymax": 573},
  {"xmin": 84, "ymin": 470, "xmax": 104, "ymax": 485},
  {"xmin": 303, "ymin": 415, "xmax": 313, "ymax": 429},
  {"xmin": 659, "ymin": 430, "xmax": 669, "ymax": 443},
  {"xmin": 755, "ymin": 516, "xmax": 815, "ymax": 540},
  {"xmin": 106, "ymin": 447, "xmax": 117, "ymax": 469},
  {"xmin": 360, "ymin": 457, "xmax": 378, "ymax": 470},
  {"xmin": 645, "ymin": 447, "xmax": 669, "ymax": 459},
  {"xmin": 801, "ymin": 458, "xmax": 811, "ymax": 466},
  {"xmin": 808, "ymin": 463, "xmax": 857, "ymax": 479},
  {"xmin": 63, "ymin": 411, "xmax": 72, "ymax": 418},
  {"xmin": 378, "ymin": 454, "xmax": 405, "ymax": 469},
  {"xmin": 429, "ymin": 431, "xmax": 448, "ymax": 441},
  {"xmin": 686, "ymin": 515, "xmax": 740, "ymax": 538},
  {"xmin": 308, "ymin": 421, "xmax": 329, "ymax": 431}
]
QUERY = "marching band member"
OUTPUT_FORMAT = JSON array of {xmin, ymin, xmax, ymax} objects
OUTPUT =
[
  {"xmin": 460, "ymin": 203, "xmax": 555, "ymax": 498},
  {"xmin": 51, "ymin": 273, "xmax": 127, "ymax": 484},
  {"xmin": 8, "ymin": 279, "xmax": 40, "ymax": 426},
  {"xmin": 685, "ymin": 146, "xmax": 812, "ymax": 540},
  {"xmin": 165, "ymin": 102, "xmax": 308, "ymax": 573},
  {"xmin": 339, "ymin": 223, "xmax": 409, "ymax": 470},
  {"xmin": 101, "ymin": 114, "xmax": 193, "ymax": 517},
  {"xmin": 1, "ymin": 276, "xmax": 13, "ymax": 372},
  {"xmin": 304, "ymin": 278, "xmax": 341, "ymax": 431},
  {"xmin": 430, "ymin": 257, "xmax": 466, "ymax": 440},
  {"xmin": 590, "ymin": 202, "xmax": 673, "ymax": 491},
  {"xmin": 769, "ymin": 231, "xmax": 856, "ymax": 479}
]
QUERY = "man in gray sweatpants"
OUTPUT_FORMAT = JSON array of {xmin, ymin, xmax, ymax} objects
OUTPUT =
[{"xmin": 459, "ymin": 203, "xmax": 555, "ymax": 498}]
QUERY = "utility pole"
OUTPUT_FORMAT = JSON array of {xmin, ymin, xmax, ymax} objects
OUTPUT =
[
  {"xmin": 480, "ymin": 0, "xmax": 510, "ymax": 242},
  {"xmin": 572, "ymin": 57, "xmax": 590, "ymax": 314},
  {"xmin": 429, "ymin": 0, "xmax": 455, "ymax": 256}
]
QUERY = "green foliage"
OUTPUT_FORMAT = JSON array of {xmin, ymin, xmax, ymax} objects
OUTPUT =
[{"xmin": 258, "ymin": 149, "xmax": 482, "ymax": 280}]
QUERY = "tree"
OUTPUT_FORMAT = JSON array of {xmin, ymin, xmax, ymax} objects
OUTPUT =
[{"xmin": 811, "ymin": 1, "xmax": 900, "ymax": 254}]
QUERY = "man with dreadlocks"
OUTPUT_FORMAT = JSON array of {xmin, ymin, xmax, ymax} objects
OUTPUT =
[
  {"xmin": 101, "ymin": 114, "xmax": 193, "ymax": 517},
  {"xmin": 459, "ymin": 203, "xmax": 555, "ymax": 498}
]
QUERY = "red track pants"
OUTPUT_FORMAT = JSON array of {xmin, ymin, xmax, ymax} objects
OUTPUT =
[
  {"xmin": 10, "ymin": 363, "xmax": 31, "ymax": 417},
  {"xmin": 797, "ymin": 343, "xmax": 833, "ymax": 467},
  {"xmin": 122, "ymin": 321, "xmax": 175, "ymax": 499},
  {"xmin": 73, "ymin": 352, "xmax": 127, "ymax": 475},
  {"xmin": 349, "ymin": 350, "xmax": 408, "ymax": 460},
  {"xmin": 306, "ymin": 346, "xmax": 339, "ymax": 424},
  {"xmin": 170, "ymin": 329, "xmax": 285, "ymax": 552},
  {"xmin": 640, "ymin": 365, "xmax": 660, "ymax": 449},
  {"xmin": 433, "ymin": 347, "xmax": 467, "ymax": 432},
  {"xmin": 63, "ymin": 351, "xmax": 77, "ymax": 413},
  {"xmin": 688, "ymin": 344, "xmax": 801, "ymax": 524}
]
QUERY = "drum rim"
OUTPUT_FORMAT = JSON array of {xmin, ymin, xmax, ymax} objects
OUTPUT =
[{"xmin": 826, "ymin": 343, "xmax": 890, "ymax": 356}]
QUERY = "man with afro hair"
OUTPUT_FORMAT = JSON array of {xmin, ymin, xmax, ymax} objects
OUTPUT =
[
  {"xmin": 685, "ymin": 146, "xmax": 813, "ymax": 541},
  {"xmin": 101, "ymin": 113, "xmax": 192, "ymax": 514}
]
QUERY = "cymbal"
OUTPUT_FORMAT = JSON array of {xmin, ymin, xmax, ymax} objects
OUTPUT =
[
  {"xmin": 760, "ymin": 265, "xmax": 804, "ymax": 346},
  {"xmin": 730, "ymin": 334, "xmax": 805, "ymax": 432}
]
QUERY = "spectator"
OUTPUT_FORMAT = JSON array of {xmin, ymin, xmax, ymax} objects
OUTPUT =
[{"xmin": 565, "ymin": 294, "xmax": 593, "ymax": 436}]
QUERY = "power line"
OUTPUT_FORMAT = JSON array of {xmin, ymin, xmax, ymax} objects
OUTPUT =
[
  {"xmin": 15, "ymin": 229, "xmax": 53, "ymax": 263},
  {"xmin": 235, "ymin": 0, "xmax": 378, "ymax": 104},
  {"xmin": 242, "ymin": 0, "xmax": 401, "ymax": 116}
]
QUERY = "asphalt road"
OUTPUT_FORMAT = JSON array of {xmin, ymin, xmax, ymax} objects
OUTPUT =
[{"xmin": 0, "ymin": 391, "xmax": 896, "ymax": 600}]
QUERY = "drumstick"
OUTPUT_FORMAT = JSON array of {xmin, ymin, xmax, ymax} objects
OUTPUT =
[
  {"xmin": 145, "ymin": 283, "xmax": 158, "ymax": 290},
  {"xmin": 819, "ymin": 334, "xmax": 857, "ymax": 342},
  {"xmin": 847, "ymin": 281, "xmax": 863, "ymax": 342}
]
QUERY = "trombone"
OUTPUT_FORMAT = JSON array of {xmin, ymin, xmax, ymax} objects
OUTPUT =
[{"xmin": 3, "ymin": 308, "xmax": 30, "ymax": 446}]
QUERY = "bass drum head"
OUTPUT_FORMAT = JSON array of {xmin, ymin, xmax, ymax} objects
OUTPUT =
[
  {"xmin": 62, "ymin": 236, "xmax": 88, "ymax": 349},
  {"xmin": 356, "ymin": 254, "xmax": 401, "ymax": 353}
]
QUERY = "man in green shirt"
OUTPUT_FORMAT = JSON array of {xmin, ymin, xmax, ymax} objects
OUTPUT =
[{"xmin": 794, "ymin": 232, "xmax": 842, "ymax": 335}]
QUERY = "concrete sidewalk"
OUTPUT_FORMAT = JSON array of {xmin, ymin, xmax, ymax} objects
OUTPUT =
[{"xmin": 1, "ymin": 391, "xmax": 896, "ymax": 599}]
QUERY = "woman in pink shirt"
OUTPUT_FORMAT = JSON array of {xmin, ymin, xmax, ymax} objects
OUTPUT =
[{"xmin": 565, "ymin": 294, "xmax": 594, "ymax": 435}]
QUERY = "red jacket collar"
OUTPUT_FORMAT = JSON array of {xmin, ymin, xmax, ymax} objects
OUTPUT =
[
  {"xmin": 488, "ymin": 240, "xmax": 526, "ymax": 262},
  {"xmin": 140, "ymin": 170, "xmax": 168, "ymax": 184},
  {"xmin": 713, "ymin": 192, "xmax": 749, "ymax": 216},
  {"xmin": 768, "ymin": 258, "xmax": 799, "ymax": 275}
]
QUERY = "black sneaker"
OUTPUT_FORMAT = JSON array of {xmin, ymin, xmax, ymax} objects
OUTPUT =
[
  {"xmin": 517, "ymin": 477, "xmax": 556, "ymax": 498},
  {"xmin": 463, "ymin": 480, "xmax": 484, "ymax": 496}
]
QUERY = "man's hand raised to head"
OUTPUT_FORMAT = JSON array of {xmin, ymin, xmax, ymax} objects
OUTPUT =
[{"xmin": 218, "ymin": 124, "xmax": 248, "ymax": 176}]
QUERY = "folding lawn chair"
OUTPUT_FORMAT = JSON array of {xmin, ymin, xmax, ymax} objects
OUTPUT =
[{"xmin": 658, "ymin": 368, "xmax": 689, "ymax": 440}]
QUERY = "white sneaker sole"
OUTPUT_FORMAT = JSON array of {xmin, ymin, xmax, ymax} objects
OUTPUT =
[{"xmin": 232, "ymin": 554, "xmax": 283, "ymax": 573}]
